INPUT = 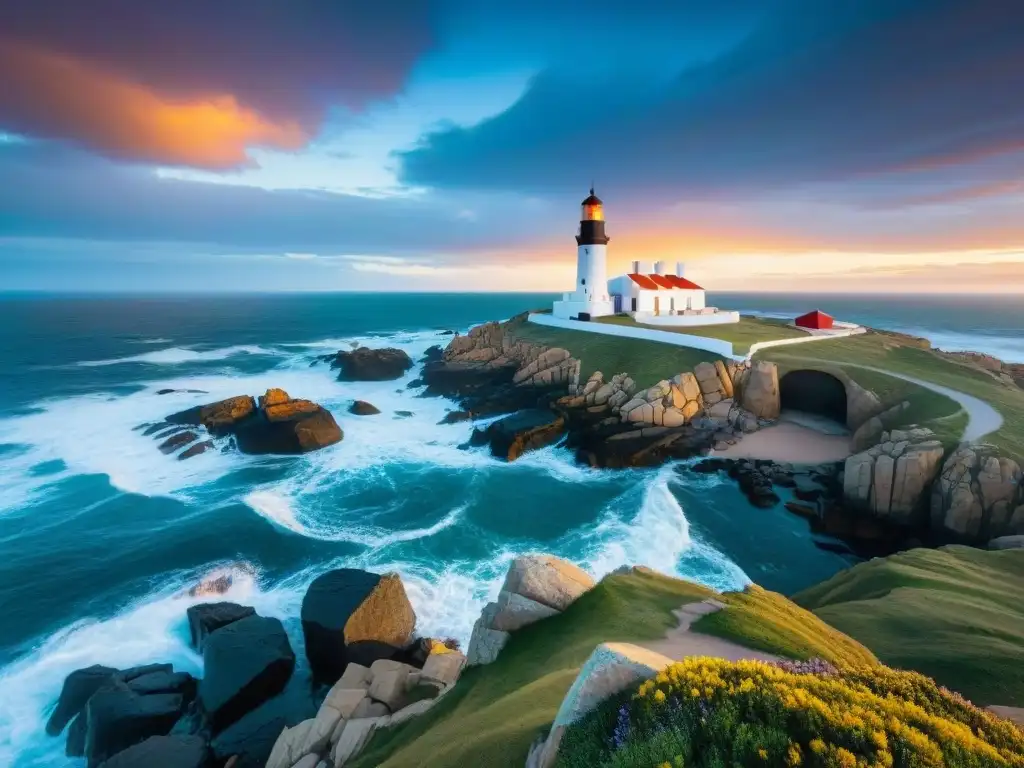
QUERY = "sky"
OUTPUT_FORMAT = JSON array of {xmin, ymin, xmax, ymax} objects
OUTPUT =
[{"xmin": 1, "ymin": 0, "xmax": 1023, "ymax": 293}]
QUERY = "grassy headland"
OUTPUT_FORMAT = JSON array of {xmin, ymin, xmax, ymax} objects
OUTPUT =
[
  {"xmin": 595, "ymin": 314, "xmax": 809, "ymax": 355},
  {"xmin": 352, "ymin": 569, "xmax": 877, "ymax": 768},
  {"xmin": 795, "ymin": 546, "xmax": 1024, "ymax": 706}
]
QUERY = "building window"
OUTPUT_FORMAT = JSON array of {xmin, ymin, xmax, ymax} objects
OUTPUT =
[
  {"xmin": 581, "ymin": 278, "xmax": 586, "ymax": 285},
  {"xmin": 631, "ymin": 297, "xmax": 637, "ymax": 311}
]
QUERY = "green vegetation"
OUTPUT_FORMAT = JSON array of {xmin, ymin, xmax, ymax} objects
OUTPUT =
[
  {"xmin": 795, "ymin": 546, "xmax": 1024, "ymax": 706},
  {"xmin": 762, "ymin": 331, "xmax": 1024, "ymax": 460},
  {"xmin": 556, "ymin": 657, "xmax": 1024, "ymax": 768},
  {"xmin": 350, "ymin": 569, "xmax": 713, "ymax": 768},
  {"xmin": 510, "ymin": 319, "xmax": 722, "ymax": 387},
  {"xmin": 352, "ymin": 569, "xmax": 885, "ymax": 768},
  {"xmin": 596, "ymin": 314, "xmax": 809, "ymax": 355},
  {"xmin": 695, "ymin": 585, "xmax": 878, "ymax": 668}
]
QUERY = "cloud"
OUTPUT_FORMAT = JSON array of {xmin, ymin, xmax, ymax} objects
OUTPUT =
[
  {"xmin": 398, "ymin": 0, "xmax": 1024, "ymax": 196},
  {"xmin": 0, "ymin": 2, "xmax": 437, "ymax": 167}
]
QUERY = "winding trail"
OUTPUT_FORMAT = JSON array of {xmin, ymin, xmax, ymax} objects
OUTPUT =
[{"xmin": 783, "ymin": 357, "xmax": 1004, "ymax": 443}]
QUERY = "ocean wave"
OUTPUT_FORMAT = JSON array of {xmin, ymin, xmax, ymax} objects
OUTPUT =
[{"xmin": 77, "ymin": 345, "xmax": 284, "ymax": 368}]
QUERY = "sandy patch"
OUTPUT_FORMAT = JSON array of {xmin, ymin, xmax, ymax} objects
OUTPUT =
[
  {"xmin": 641, "ymin": 599, "xmax": 782, "ymax": 663},
  {"xmin": 712, "ymin": 420, "xmax": 852, "ymax": 463}
]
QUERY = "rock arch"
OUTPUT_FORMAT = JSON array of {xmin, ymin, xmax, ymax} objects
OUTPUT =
[{"xmin": 779, "ymin": 370, "xmax": 849, "ymax": 425}]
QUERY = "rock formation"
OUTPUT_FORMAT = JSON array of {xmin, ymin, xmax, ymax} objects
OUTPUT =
[
  {"xmin": 156, "ymin": 389, "xmax": 342, "ymax": 457},
  {"xmin": 467, "ymin": 555, "xmax": 595, "ymax": 666},
  {"xmin": 186, "ymin": 602, "xmax": 256, "ymax": 652},
  {"xmin": 301, "ymin": 569, "xmax": 416, "ymax": 685},
  {"xmin": 471, "ymin": 409, "xmax": 566, "ymax": 461},
  {"xmin": 348, "ymin": 400, "xmax": 381, "ymax": 416},
  {"xmin": 740, "ymin": 361, "xmax": 780, "ymax": 420},
  {"xmin": 324, "ymin": 347, "xmax": 414, "ymax": 381},
  {"xmin": 843, "ymin": 427, "xmax": 945, "ymax": 526},
  {"xmin": 930, "ymin": 445, "xmax": 1024, "ymax": 542}
]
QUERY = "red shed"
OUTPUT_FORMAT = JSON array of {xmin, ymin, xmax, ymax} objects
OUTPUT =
[{"xmin": 795, "ymin": 310, "xmax": 834, "ymax": 330}]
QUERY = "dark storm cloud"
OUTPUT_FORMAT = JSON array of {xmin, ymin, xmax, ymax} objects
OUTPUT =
[
  {"xmin": 0, "ymin": 1, "xmax": 438, "ymax": 167},
  {"xmin": 399, "ymin": 0, "xmax": 1024, "ymax": 195},
  {"xmin": 0, "ymin": 142, "xmax": 562, "ymax": 254}
]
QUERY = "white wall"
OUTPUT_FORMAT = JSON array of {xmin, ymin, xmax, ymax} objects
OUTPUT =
[
  {"xmin": 746, "ymin": 326, "xmax": 866, "ymax": 358},
  {"xmin": 635, "ymin": 310, "xmax": 741, "ymax": 326},
  {"xmin": 528, "ymin": 312, "xmax": 739, "ymax": 359}
]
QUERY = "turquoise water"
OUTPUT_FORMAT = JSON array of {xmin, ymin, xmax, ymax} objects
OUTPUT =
[{"xmin": 0, "ymin": 292, "xmax": 1019, "ymax": 766}]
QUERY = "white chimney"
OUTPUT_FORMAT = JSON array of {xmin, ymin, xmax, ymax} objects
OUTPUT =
[
  {"xmin": 676, "ymin": 262, "xmax": 686, "ymax": 278},
  {"xmin": 631, "ymin": 260, "xmax": 640, "ymax": 274},
  {"xmin": 638, "ymin": 261, "xmax": 653, "ymax": 274},
  {"xmin": 654, "ymin": 261, "xmax": 667, "ymax": 275}
]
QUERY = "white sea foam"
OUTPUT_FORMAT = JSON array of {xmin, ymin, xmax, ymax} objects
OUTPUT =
[
  {"xmin": 0, "ymin": 562, "xmax": 288, "ymax": 767},
  {"xmin": 76, "ymin": 344, "xmax": 284, "ymax": 367},
  {"xmin": 128, "ymin": 338, "xmax": 174, "ymax": 345}
]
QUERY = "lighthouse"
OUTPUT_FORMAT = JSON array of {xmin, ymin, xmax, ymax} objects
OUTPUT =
[{"xmin": 552, "ymin": 188, "xmax": 616, "ymax": 320}]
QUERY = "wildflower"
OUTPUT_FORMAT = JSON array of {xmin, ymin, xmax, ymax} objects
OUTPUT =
[
  {"xmin": 653, "ymin": 690, "xmax": 666, "ymax": 704},
  {"xmin": 757, "ymin": 748, "xmax": 768, "ymax": 760}
]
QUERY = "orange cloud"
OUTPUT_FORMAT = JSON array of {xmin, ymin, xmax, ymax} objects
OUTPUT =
[{"xmin": 0, "ymin": 39, "xmax": 308, "ymax": 168}]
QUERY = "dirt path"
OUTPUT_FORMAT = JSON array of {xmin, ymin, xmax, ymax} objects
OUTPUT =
[{"xmin": 640, "ymin": 599, "xmax": 782, "ymax": 663}]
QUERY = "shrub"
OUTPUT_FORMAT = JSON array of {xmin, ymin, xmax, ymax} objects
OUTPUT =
[{"xmin": 556, "ymin": 657, "xmax": 1024, "ymax": 768}]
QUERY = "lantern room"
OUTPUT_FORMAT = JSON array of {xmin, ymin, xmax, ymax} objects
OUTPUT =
[{"xmin": 581, "ymin": 188, "xmax": 604, "ymax": 221}]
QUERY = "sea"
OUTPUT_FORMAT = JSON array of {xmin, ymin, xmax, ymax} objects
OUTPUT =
[{"xmin": 0, "ymin": 291, "xmax": 1022, "ymax": 766}]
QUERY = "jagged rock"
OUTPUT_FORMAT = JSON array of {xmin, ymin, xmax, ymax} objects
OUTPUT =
[
  {"xmin": 843, "ymin": 427, "xmax": 945, "ymax": 526},
  {"xmin": 327, "ymin": 347, "xmax": 414, "ymax": 381},
  {"xmin": 83, "ymin": 679, "xmax": 186, "ymax": 767},
  {"xmin": 186, "ymin": 602, "xmax": 255, "ymax": 651},
  {"xmin": 300, "ymin": 569, "xmax": 415, "ymax": 685},
  {"xmin": 47, "ymin": 665, "xmax": 119, "ymax": 736},
  {"xmin": 199, "ymin": 615, "xmax": 296, "ymax": 733},
  {"xmin": 234, "ymin": 390, "xmax": 342, "ymax": 454},
  {"xmin": 126, "ymin": 672, "xmax": 195, "ymax": 698},
  {"xmin": 166, "ymin": 396, "xmax": 256, "ymax": 435},
  {"xmin": 485, "ymin": 590, "xmax": 560, "ymax": 632},
  {"xmin": 178, "ymin": 441, "xmax": 213, "ymax": 460},
  {"xmin": 95, "ymin": 735, "xmax": 211, "ymax": 768},
  {"xmin": 502, "ymin": 555, "xmax": 595, "ymax": 612},
  {"xmin": 740, "ymin": 361, "xmax": 780, "ymax": 420},
  {"xmin": 931, "ymin": 445, "xmax": 1024, "ymax": 542},
  {"xmin": 349, "ymin": 400, "xmax": 381, "ymax": 416},
  {"xmin": 466, "ymin": 622, "xmax": 509, "ymax": 666},
  {"xmin": 420, "ymin": 649, "xmax": 467, "ymax": 687},
  {"xmin": 210, "ymin": 689, "xmax": 314, "ymax": 768},
  {"xmin": 714, "ymin": 360, "xmax": 735, "ymax": 398},
  {"xmin": 158, "ymin": 431, "xmax": 197, "ymax": 454},
  {"xmin": 471, "ymin": 409, "xmax": 566, "ymax": 461}
]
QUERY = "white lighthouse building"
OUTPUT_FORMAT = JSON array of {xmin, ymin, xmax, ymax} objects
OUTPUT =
[{"xmin": 552, "ymin": 188, "xmax": 615, "ymax": 320}]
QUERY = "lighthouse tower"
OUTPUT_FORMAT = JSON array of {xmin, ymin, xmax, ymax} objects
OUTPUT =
[{"xmin": 552, "ymin": 188, "xmax": 616, "ymax": 320}]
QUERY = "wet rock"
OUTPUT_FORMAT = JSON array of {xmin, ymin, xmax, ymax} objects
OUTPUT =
[
  {"xmin": 394, "ymin": 410, "xmax": 414, "ymax": 418},
  {"xmin": 199, "ymin": 615, "xmax": 296, "ymax": 733},
  {"xmin": 301, "ymin": 570, "xmax": 415, "ymax": 685},
  {"xmin": 83, "ymin": 679, "xmax": 186, "ymax": 767},
  {"xmin": 47, "ymin": 664, "xmax": 118, "ymax": 736},
  {"xmin": 95, "ymin": 734, "xmax": 211, "ymax": 768},
  {"xmin": 785, "ymin": 501, "xmax": 818, "ymax": 520},
  {"xmin": 166, "ymin": 396, "xmax": 256, "ymax": 436},
  {"xmin": 210, "ymin": 690, "xmax": 315, "ymax": 768},
  {"xmin": 127, "ymin": 671, "xmax": 196, "ymax": 699},
  {"xmin": 178, "ymin": 441, "xmax": 213, "ymax": 460},
  {"xmin": 349, "ymin": 400, "xmax": 381, "ymax": 416},
  {"xmin": 186, "ymin": 603, "xmax": 256, "ymax": 651},
  {"xmin": 233, "ymin": 390, "xmax": 342, "ymax": 454},
  {"xmin": 326, "ymin": 347, "xmax": 414, "ymax": 381},
  {"xmin": 158, "ymin": 431, "xmax": 197, "ymax": 454},
  {"xmin": 471, "ymin": 409, "xmax": 565, "ymax": 461}
]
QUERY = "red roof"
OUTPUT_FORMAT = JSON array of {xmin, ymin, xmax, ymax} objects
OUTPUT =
[
  {"xmin": 627, "ymin": 273, "xmax": 659, "ymax": 289},
  {"xmin": 627, "ymin": 273, "xmax": 704, "ymax": 291},
  {"xmin": 794, "ymin": 310, "xmax": 834, "ymax": 329}
]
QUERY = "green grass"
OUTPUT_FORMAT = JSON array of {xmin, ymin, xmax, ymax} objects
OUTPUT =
[
  {"xmin": 761, "ymin": 331, "xmax": 1024, "ymax": 460},
  {"xmin": 595, "ymin": 314, "xmax": 809, "ymax": 355},
  {"xmin": 695, "ymin": 585, "xmax": 879, "ymax": 668},
  {"xmin": 510, "ymin": 320, "xmax": 722, "ymax": 390},
  {"xmin": 794, "ymin": 546, "xmax": 1024, "ymax": 706},
  {"xmin": 350, "ymin": 569, "xmax": 714, "ymax": 768},
  {"xmin": 351, "ymin": 569, "xmax": 882, "ymax": 768}
]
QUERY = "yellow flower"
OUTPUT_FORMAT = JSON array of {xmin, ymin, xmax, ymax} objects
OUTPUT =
[
  {"xmin": 653, "ymin": 689, "xmax": 667, "ymax": 704},
  {"xmin": 757, "ymin": 748, "xmax": 768, "ymax": 760},
  {"xmin": 809, "ymin": 739, "xmax": 826, "ymax": 755},
  {"xmin": 785, "ymin": 743, "xmax": 802, "ymax": 766}
]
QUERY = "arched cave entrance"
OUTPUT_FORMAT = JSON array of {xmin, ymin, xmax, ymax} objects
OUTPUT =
[{"xmin": 779, "ymin": 370, "xmax": 848, "ymax": 424}]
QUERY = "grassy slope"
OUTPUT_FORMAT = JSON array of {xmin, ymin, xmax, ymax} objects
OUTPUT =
[
  {"xmin": 794, "ymin": 546, "xmax": 1024, "ymax": 706},
  {"xmin": 510, "ymin": 320, "xmax": 721, "ymax": 388},
  {"xmin": 596, "ymin": 315, "xmax": 808, "ymax": 355},
  {"xmin": 351, "ymin": 569, "xmax": 877, "ymax": 768},
  {"xmin": 761, "ymin": 331, "xmax": 1024, "ymax": 459}
]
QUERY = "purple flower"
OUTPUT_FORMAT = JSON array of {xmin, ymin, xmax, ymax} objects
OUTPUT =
[
  {"xmin": 769, "ymin": 658, "xmax": 838, "ymax": 676},
  {"xmin": 609, "ymin": 704, "xmax": 632, "ymax": 750}
]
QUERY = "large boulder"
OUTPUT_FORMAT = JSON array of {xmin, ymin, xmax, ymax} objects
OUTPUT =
[
  {"xmin": 843, "ymin": 427, "xmax": 945, "ymax": 526},
  {"xmin": 210, "ymin": 690, "xmax": 315, "ymax": 768},
  {"xmin": 165, "ymin": 396, "xmax": 256, "ymax": 435},
  {"xmin": 502, "ymin": 555, "xmax": 595, "ymax": 612},
  {"xmin": 233, "ymin": 390, "xmax": 342, "ymax": 454},
  {"xmin": 186, "ymin": 603, "xmax": 255, "ymax": 651},
  {"xmin": 471, "ymin": 409, "xmax": 566, "ymax": 461},
  {"xmin": 199, "ymin": 615, "xmax": 296, "ymax": 733},
  {"xmin": 328, "ymin": 347, "xmax": 414, "ymax": 381},
  {"xmin": 95, "ymin": 735, "xmax": 211, "ymax": 768},
  {"xmin": 300, "ymin": 570, "xmax": 416, "ymax": 685},
  {"xmin": 46, "ymin": 664, "xmax": 118, "ymax": 736},
  {"xmin": 83, "ymin": 680, "xmax": 187, "ymax": 767},
  {"xmin": 930, "ymin": 445, "xmax": 1024, "ymax": 542},
  {"xmin": 740, "ymin": 361, "xmax": 780, "ymax": 420},
  {"xmin": 349, "ymin": 400, "xmax": 381, "ymax": 416}
]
